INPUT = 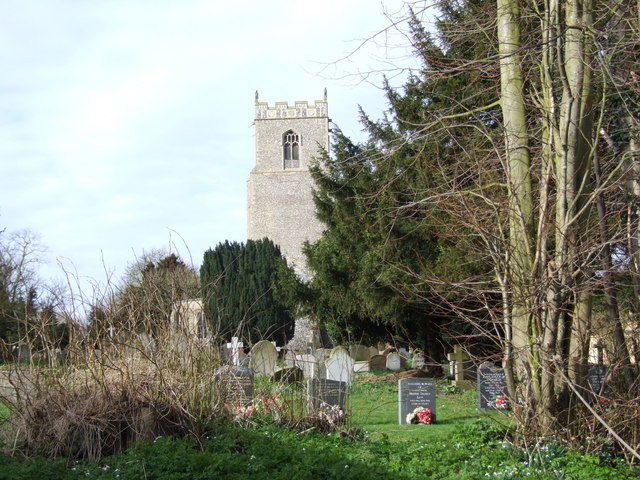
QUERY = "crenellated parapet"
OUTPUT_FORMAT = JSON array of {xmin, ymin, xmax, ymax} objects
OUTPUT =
[{"xmin": 255, "ymin": 90, "xmax": 328, "ymax": 120}]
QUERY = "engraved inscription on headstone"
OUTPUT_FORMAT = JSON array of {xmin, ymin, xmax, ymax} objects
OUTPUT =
[
  {"xmin": 307, "ymin": 378, "xmax": 347, "ymax": 412},
  {"xmin": 588, "ymin": 365, "xmax": 607, "ymax": 395},
  {"xmin": 214, "ymin": 365, "xmax": 254, "ymax": 407},
  {"xmin": 477, "ymin": 363, "xmax": 509, "ymax": 410},
  {"xmin": 398, "ymin": 378, "xmax": 436, "ymax": 425}
]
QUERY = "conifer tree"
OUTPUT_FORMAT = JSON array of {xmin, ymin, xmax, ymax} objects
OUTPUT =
[
  {"xmin": 200, "ymin": 239, "xmax": 295, "ymax": 345},
  {"xmin": 304, "ymin": 2, "xmax": 497, "ymax": 360}
]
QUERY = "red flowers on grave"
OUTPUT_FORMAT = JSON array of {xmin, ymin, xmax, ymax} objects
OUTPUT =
[
  {"xmin": 406, "ymin": 407, "xmax": 435, "ymax": 424},
  {"xmin": 495, "ymin": 394, "xmax": 508, "ymax": 409}
]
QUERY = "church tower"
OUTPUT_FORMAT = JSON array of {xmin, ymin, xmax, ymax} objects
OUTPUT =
[{"xmin": 247, "ymin": 92, "xmax": 328, "ymax": 279}]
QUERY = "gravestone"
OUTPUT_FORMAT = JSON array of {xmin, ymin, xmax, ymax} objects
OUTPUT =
[
  {"xmin": 386, "ymin": 352, "xmax": 402, "ymax": 371},
  {"xmin": 398, "ymin": 378, "xmax": 437, "ymax": 424},
  {"xmin": 326, "ymin": 346, "xmax": 355, "ymax": 385},
  {"xmin": 271, "ymin": 365, "xmax": 303, "ymax": 383},
  {"xmin": 412, "ymin": 353, "xmax": 426, "ymax": 370},
  {"xmin": 286, "ymin": 352, "xmax": 321, "ymax": 379},
  {"xmin": 354, "ymin": 361, "xmax": 370, "ymax": 373},
  {"xmin": 588, "ymin": 365, "xmax": 608, "ymax": 395},
  {"xmin": 299, "ymin": 353, "xmax": 320, "ymax": 379},
  {"xmin": 314, "ymin": 348, "xmax": 331, "ymax": 363},
  {"xmin": 250, "ymin": 340, "xmax": 278, "ymax": 375},
  {"xmin": 369, "ymin": 346, "xmax": 379, "ymax": 357},
  {"xmin": 349, "ymin": 345, "xmax": 371, "ymax": 362},
  {"xmin": 226, "ymin": 337, "xmax": 244, "ymax": 366},
  {"xmin": 477, "ymin": 362, "xmax": 509, "ymax": 410},
  {"xmin": 214, "ymin": 365, "xmax": 254, "ymax": 407},
  {"xmin": 369, "ymin": 354, "xmax": 387, "ymax": 371},
  {"xmin": 447, "ymin": 345, "xmax": 473, "ymax": 390},
  {"xmin": 307, "ymin": 378, "xmax": 347, "ymax": 412}
]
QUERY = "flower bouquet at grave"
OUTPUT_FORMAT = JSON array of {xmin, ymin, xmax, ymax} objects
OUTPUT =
[
  {"xmin": 255, "ymin": 394, "xmax": 284, "ymax": 420},
  {"xmin": 234, "ymin": 404, "xmax": 256, "ymax": 418},
  {"xmin": 494, "ymin": 394, "xmax": 508, "ymax": 409},
  {"xmin": 406, "ymin": 406, "xmax": 435, "ymax": 424},
  {"xmin": 318, "ymin": 401, "xmax": 347, "ymax": 426}
]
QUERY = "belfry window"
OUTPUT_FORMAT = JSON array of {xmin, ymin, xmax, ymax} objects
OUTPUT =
[{"xmin": 283, "ymin": 130, "xmax": 300, "ymax": 169}]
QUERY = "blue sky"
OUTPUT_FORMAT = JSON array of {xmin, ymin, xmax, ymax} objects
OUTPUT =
[{"xmin": 0, "ymin": 0, "xmax": 429, "ymax": 294}]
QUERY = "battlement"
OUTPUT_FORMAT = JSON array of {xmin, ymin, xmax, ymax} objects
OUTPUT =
[{"xmin": 255, "ymin": 91, "xmax": 328, "ymax": 120}]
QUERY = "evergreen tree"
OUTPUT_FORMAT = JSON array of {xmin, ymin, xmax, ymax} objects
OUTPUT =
[
  {"xmin": 200, "ymin": 239, "xmax": 295, "ymax": 345},
  {"xmin": 304, "ymin": 3, "xmax": 497, "ymax": 361}
]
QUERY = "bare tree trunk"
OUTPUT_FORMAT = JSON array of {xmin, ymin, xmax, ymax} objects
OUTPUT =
[{"xmin": 496, "ymin": 0, "xmax": 533, "ymax": 367}]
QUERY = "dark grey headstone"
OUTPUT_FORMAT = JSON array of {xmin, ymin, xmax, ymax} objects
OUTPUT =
[
  {"xmin": 588, "ymin": 365, "xmax": 608, "ymax": 395},
  {"xmin": 398, "ymin": 378, "xmax": 436, "ymax": 424},
  {"xmin": 214, "ymin": 365, "xmax": 254, "ymax": 407},
  {"xmin": 271, "ymin": 365, "xmax": 304, "ymax": 383},
  {"xmin": 307, "ymin": 378, "xmax": 347, "ymax": 412},
  {"xmin": 477, "ymin": 363, "xmax": 509, "ymax": 410},
  {"xmin": 369, "ymin": 354, "xmax": 387, "ymax": 371}
]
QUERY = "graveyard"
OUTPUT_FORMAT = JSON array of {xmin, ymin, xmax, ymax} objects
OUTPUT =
[{"xmin": 1, "ymin": 337, "xmax": 637, "ymax": 480}]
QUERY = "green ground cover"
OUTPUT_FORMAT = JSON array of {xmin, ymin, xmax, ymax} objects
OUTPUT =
[
  {"xmin": 350, "ymin": 374, "xmax": 509, "ymax": 442},
  {"xmin": 0, "ymin": 373, "xmax": 637, "ymax": 480}
]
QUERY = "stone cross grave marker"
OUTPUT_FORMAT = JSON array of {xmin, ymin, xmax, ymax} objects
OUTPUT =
[
  {"xmin": 307, "ymin": 378, "xmax": 347, "ymax": 413},
  {"xmin": 477, "ymin": 362, "xmax": 509, "ymax": 410},
  {"xmin": 398, "ymin": 378, "xmax": 436, "ymax": 424},
  {"xmin": 593, "ymin": 339, "xmax": 605, "ymax": 366},
  {"xmin": 214, "ymin": 365, "xmax": 254, "ymax": 408},
  {"xmin": 386, "ymin": 352, "xmax": 402, "ymax": 371},
  {"xmin": 447, "ymin": 345, "xmax": 472, "ymax": 389},
  {"xmin": 325, "ymin": 346, "xmax": 355, "ymax": 385},
  {"xmin": 250, "ymin": 340, "xmax": 278, "ymax": 376},
  {"xmin": 226, "ymin": 337, "xmax": 243, "ymax": 366}
]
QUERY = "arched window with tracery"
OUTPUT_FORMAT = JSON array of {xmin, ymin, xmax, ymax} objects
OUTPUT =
[{"xmin": 283, "ymin": 130, "xmax": 300, "ymax": 169}]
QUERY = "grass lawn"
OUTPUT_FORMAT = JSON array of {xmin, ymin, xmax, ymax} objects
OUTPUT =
[{"xmin": 350, "ymin": 373, "xmax": 511, "ymax": 443}]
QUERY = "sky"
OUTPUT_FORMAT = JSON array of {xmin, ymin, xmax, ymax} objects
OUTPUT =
[{"xmin": 0, "ymin": 0, "xmax": 428, "ymax": 298}]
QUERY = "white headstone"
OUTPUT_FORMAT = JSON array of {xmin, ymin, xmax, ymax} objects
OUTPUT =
[
  {"xmin": 249, "ymin": 340, "xmax": 278, "ymax": 375},
  {"xmin": 386, "ymin": 352, "xmax": 402, "ymax": 371},
  {"xmin": 325, "ymin": 346, "xmax": 355, "ymax": 385},
  {"xmin": 297, "ymin": 353, "xmax": 320, "ymax": 379},
  {"xmin": 354, "ymin": 361, "xmax": 370, "ymax": 373},
  {"xmin": 412, "ymin": 353, "xmax": 426, "ymax": 370},
  {"xmin": 226, "ymin": 337, "xmax": 244, "ymax": 366}
]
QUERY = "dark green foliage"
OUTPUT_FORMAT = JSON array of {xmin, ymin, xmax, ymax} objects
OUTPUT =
[
  {"xmin": 200, "ymin": 239, "xmax": 295, "ymax": 345},
  {"xmin": 304, "ymin": 3, "xmax": 497, "ymax": 360}
]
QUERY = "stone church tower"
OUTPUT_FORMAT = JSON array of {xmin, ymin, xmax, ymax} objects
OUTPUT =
[{"xmin": 246, "ymin": 92, "xmax": 329, "ymax": 280}]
